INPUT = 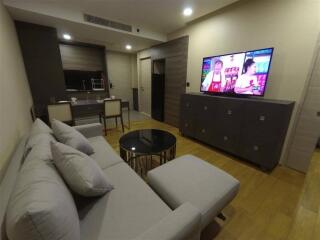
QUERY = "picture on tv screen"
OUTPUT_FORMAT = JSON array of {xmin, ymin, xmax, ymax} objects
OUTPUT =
[{"xmin": 200, "ymin": 48, "xmax": 274, "ymax": 96}]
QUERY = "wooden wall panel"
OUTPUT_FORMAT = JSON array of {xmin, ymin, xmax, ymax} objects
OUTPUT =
[
  {"xmin": 165, "ymin": 54, "xmax": 188, "ymax": 127},
  {"xmin": 140, "ymin": 36, "xmax": 189, "ymax": 127},
  {"xmin": 15, "ymin": 21, "xmax": 66, "ymax": 119},
  {"xmin": 59, "ymin": 44, "xmax": 104, "ymax": 71},
  {"xmin": 61, "ymin": 43, "xmax": 110, "ymax": 98}
]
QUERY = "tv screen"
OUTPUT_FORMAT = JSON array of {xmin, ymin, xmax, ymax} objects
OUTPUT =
[{"xmin": 200, "ymin": 48, "xmax": 274, "ymax": 96}]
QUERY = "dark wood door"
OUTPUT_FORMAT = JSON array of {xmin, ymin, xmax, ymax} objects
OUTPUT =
[{"xmin": 164, "ymin": 55, "xmax": 187, "ymax": 127}]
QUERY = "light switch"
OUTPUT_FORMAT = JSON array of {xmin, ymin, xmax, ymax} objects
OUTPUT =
[{"xmin": 259, "ymin": 115, "xmax": 266, "ymax": 121}]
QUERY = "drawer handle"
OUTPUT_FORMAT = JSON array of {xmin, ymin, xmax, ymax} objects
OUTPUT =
[
  {"xmin": 223, "ymin": 136, "xmax": 228, "ymax": 141},
  {"xmin": 259, "ymin": 115, "xmax": 266, "ymax": 121},
  {"xmin": 253, "ymin": 145, "xmax": 259, "ymax": 151},
  {"xmin": 185, "ymin": 123, "xmax": 188, "ymax": 127},
  {"xmin": 204, "ymin": 106, "xmax": 208, "ymax": 111},
  {"xmin": 201, "ymin": 129, "xmax": 206, "ymax": 133},
  {"xmin": 227, "ymin": 110, "xmax": 232, "ymax": 115}
]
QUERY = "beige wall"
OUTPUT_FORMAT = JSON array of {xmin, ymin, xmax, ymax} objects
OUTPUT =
[
  {"xmin": 168, "ymin": 0, "xmax": 320, "ymax": 167},
  {"xmin": 107, "ymin": 51, "xmax": 137, "ymax": 108},
  {"xmin": 0, "ymin": 3, "xmax": 33, "ymax": 176}
]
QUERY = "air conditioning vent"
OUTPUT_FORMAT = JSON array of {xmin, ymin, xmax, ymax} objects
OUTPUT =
[{"xmin": 84, "ymin": 14, "xmax": 132, "ymax": 32}]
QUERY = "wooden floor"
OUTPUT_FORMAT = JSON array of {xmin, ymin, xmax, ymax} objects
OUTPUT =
[
  {"xmin": 105, "ymin": 119, "xmax": 310, "ymax": 240},
  {"xmin": 287, "ymin": 149, "xmax": 320, "ymax": 240}
]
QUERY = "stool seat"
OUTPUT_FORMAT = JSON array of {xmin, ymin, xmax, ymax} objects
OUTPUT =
[{"xmin": 147, "ymin": 154, "xmax": 240, "ymax": 229}]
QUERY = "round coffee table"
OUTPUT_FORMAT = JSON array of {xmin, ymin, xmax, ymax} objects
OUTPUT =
[{"xmin": 119, "ymin": 129, "xmax": 176, "ymax": 176}]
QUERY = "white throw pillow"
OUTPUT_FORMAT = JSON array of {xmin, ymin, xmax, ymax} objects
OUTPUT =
[
  {"xmin": 24, "ymin": 118, "xmax": 55, "ymax": 157},
  {"xmin": 51, "ymin": 119, "xmax": 94, "ymax": 155},
  {"xmin": 6, "ymin": 142, "xmax": 80, "ymax": 240},
  {"xmin": 25, "ymin": 133, "xmax": 56, "ymax": 157},
  {"xmin": 29, "ymin": 118, "xmax": 53, "ymax": 136},
  {"xmin": 51, "ymin": 142, "xmax": 114, "ymax": 197}
]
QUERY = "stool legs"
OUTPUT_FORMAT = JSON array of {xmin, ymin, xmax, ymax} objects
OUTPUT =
[
  {"xmin": 103, "ymin": 117, "xmax": 107, "ymax": 136},
  {"xmin": 217, "ymin": 212, "xmax": 226, "ymax": 221},
  {"xmin": 120, "ymin": 115, "xmax": 124, "ymax": 133}
]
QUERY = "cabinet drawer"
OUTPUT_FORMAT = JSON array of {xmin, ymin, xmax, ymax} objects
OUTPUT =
[
  {"xmin": 211, "ymin": 131, "xmax": 239, "ymax": 154},
  {"xmin": 242, "ymin": 102, "xmax": 290, "ymax": 137},
  {"xmin": 181, "ymin": 95, "xmax": 199, "ymax": 117},
  {"xmin": 195, "ymin": 122, "xmax": 212, "ymax": 143},
  {"xmin": 196, "ymin": 97, "xmax": 219, "ymax": 118},
  {"xmin": 239, "ymin": 137, "xmax": 280, "ymax": 169},
  {"xmin": 216, "ymin": 99, "xmax": 244, "ymax": 131},
  {"xmin": 180, "ymin": 119, "xmax": 196, "ymax": 137}
]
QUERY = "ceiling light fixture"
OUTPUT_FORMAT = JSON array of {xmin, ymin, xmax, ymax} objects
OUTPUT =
[
  {"xmin": 126, "ymin": 44, "xmax": 132, "ymax": 50},
  {"xmin": 183, "ymin": 7, "xmax": 193, "ymax": 16},
  {"xmin": 63, "ymin": 33, "xmax": 72, "ymax": 40}
]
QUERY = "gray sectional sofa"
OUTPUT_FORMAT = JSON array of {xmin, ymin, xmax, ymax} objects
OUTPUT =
[{"xmin": 0, "ymin": 122, "xmax": 239, "ymax": 240}]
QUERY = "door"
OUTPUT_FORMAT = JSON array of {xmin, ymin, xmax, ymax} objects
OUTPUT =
[
  {"xmin": 152, "ymin": 59, "xmax": 165, "ymax": 121},
  {"xmin": 286, "ymin": 39, "xmax": 320, "ymax": 172},
  {"xmin": 139, "ymin": 58, "xmax": 151, "ymax": 116}
]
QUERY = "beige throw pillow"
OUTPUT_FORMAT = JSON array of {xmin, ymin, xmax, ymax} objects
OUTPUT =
[
  {"xmin": 24, "ymin": 118, "xmax": 55, "ymax": 158},
  {"xmin": 51, "ymin": 119, "xmax": 94, "ymax": 155},
  {"xmin": 6, "ymin": 142, "xmax": 80, "ymax": 240},
  {"xmin": 51, "ymin": 142, "xmax": 114, "ymax": 197}
]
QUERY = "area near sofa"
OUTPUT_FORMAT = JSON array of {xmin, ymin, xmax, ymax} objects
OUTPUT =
[
  {"xmin": 0, "ymin": 119, "xmax": 239, "ymax": 240},
  {"xmin": 104, "ymin": 119, "xmax": 307, "ymax": 239}
]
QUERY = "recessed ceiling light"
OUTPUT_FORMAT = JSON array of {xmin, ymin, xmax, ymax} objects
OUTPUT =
[
  {"xmin": 126, "ymin": 44, "xmax": 132, "ymax": 50},
  {"xmin": 63, "ymin": 33, "xmax": 72, "ymax": 40},
  {"xmin": 183, "ymin": 7, "xmax": 193, "ymax": 16}
]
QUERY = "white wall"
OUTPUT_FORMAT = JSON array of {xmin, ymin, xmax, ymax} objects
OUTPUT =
[
  {"xmin": 0, "ymin": 3, "xmax": 33, "ymax": 176},
  {"xmin": 107, "ymin": 51, "xmax": 136, "ymax": 108},
  {"xmin": 168, "ymin": 0, "xmax": 320, "ymax": 168}
]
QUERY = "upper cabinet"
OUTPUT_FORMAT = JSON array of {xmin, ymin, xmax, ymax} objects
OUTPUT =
[
  {"xmin": 15, "ymin": 21, "xmax": 66, "ymax": 119},
  {"xmin": 59, "ymin": 43, "xmax": 107, "ymax": 92},
  {"xmin": 59, "ymin": 44, "xmax": 104, "ymax": 71}
]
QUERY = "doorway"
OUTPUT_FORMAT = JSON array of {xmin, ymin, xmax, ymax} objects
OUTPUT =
[
  {"xmin": 152, "ymin": 59, "xmax": 165, "ymax": 121},
  {"xmin": 139, "ymin": 58, "xmax": 151, "ymax": 116}
]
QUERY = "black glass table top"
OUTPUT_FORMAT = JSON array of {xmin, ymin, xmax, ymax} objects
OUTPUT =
[{"xmin": 119, "ymin": 129, "xmax": 176, "ymax": 154}]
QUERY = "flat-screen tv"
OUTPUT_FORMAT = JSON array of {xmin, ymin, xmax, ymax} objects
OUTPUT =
[{"xmin": 200, "ymin": 48, "xmax": 274, "ymax": 96}]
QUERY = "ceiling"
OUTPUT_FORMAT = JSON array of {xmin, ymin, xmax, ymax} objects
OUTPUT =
[{"xmin": 4, "ymin": 0, "xmax": 240, "ymax": 52}]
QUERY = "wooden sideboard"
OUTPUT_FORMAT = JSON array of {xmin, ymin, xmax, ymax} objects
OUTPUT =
[{"xmin": 180, "ymin": 93, "xmax": 294, "ymax": 171}]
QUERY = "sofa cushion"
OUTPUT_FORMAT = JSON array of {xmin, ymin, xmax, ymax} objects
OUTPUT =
[
  {"xmin": 6, "ymin": 141, "xmax": 80, "ymax": 240},
  {"xmin": 88, "ymin": 136, "xmax": 123, "ymax": 169},
  {"xmin": 79, "ymin": 162, "xmax": 171, "ymax": 240},
  {"xmin": 24, "ymin": 119, "xmax": 54, "ymax": 157},
  {"xmin": 25, "ymin": 133, "xmax": 56, "ymax": 157},
  {"xmin": 29, "ymin": 118, "xmax": 53, "ymax": 136},
  {"xmin": 147, "ymin": 155, "xmax": 240, "ymax": 229},
  {"xmin": 51, "ymin": 142, "xmax": 114, "ymax": 197},
  {"xmin": 52, "ymin": 119, "xmax": 94, "ymax": 155}
]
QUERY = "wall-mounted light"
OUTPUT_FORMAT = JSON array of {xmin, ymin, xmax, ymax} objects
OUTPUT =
[
  {"xmin": 126, "ymin": 44, "xmax": 132, "ymax": 50},
  {"xmin": 63, "ymin": 33, "xmax": 72, "ymax": 40},
  {"xmin": 183, "ymin": 7, "xmax": 193, "ymax": 16}
]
